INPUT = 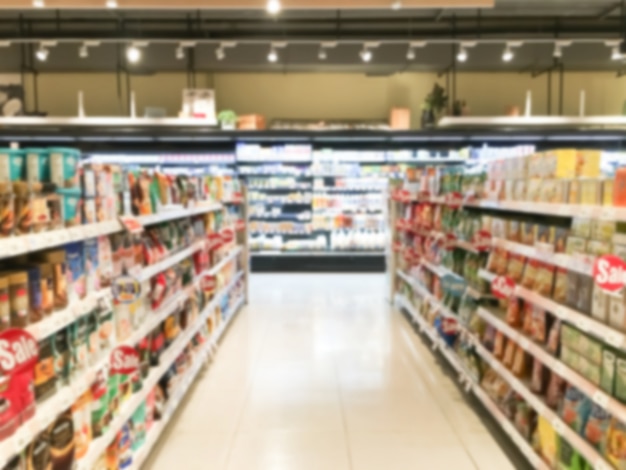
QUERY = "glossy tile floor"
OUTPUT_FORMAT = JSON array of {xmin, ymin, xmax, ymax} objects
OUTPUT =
[{"xmin": 146, "ymin": 274, "xmax": 522, "ymax": 470}]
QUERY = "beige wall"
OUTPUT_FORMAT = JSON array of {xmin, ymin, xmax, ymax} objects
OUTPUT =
[{"xmin": 14, "ymin": 70, "xmax": 626, "ymax": 127}]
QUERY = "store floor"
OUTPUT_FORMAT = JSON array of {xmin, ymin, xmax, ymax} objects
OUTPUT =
[{"xmin": 145, "ymin": 274, "xmax": 523, "ymax": 470}]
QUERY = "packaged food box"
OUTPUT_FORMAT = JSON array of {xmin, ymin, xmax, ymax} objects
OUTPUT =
[
  {"xmin": 571, "ymin": 218, "xmax": 592, "ymax": 238},
  {"xmin": 576, "ymin": 274, "xmax": 594, "ymax": 315},
  {"xmin": 25, "ymin": 148, "xmax": 50, "ymax": 183},
  {"xmin": 591, "ymin": 284, "xmax": 609, "ymax": 323},
  {"xmin": 521, "ymin": 222, "xmax": 535, "ymax": 245},
  {"xmin": 527, "ymin": 179, "xmax": 542, "ymax": 202},
  {"xmin": 592, "ymin": 220, "xmax": 617, "ymax": 242},
  {"xmin": 615, "ymin": 357, "xmax": 626, "ymax": 402},
  {"xmin": 581, "ymin": 335, "xmax": 603, "ymax": 365},
  {"xmin": 609, "ymin": 293, "xmax": 626, "ymax": 332},
  {"xmin": 579, "ymin": 356, "xmax": 601, "ymax": 386},
  {"xmin": 565, "ymin": 237, "xmax": 587, "ymax": 256},
  {"xmin": 50, "ymin": 147, "xmax": 80, "ymax": 189},
  {"xmin": 601, "ymin": 349, "xmax": 617, "ymax": 395},
  {"xmin": 513, "ymin": 180, "xmax": 526, "ymax": 201},
  {"xmin": 568, "ymin": 180, "xmax": 581, "ymax": 205},
  {"xmin": 540, "ymin": 179, "xmax": 567, "ymax": 204},
  {"xmin": 577, "ymin": 150, "xmax": 601, "ymax": 178},
  {"xmin": 587, "ymin": 240, "xmax": 612, "ymax": 257},
  {"xmin": 561, "ymin": 346, "xmax": 579, "ymax": 370},
  {"xmin": 603, "ymin": 179, "xmax": 615, "ymax": 206},
  {"xmin": 580, "ymin": 179, "xmax": 602, "ymax": 205},
  {"xmin": 535, "ymin": 225, "xmax": 555, "ymax": 246},
  {"xmin": 554, "ymin": 227, "xmax": 569, "ymax": 253},
  {"xmin": 553, "ymin": 267, "xmax": 568, "ymax": 304},
  {"xmin": 0, "ymin": 149, "xmax": 25, "ymax": 182},
  {"xmin": 560, "ymin": 386, "xmax": 592, "ymax": 434},
  {"xmin": 565, "ymin": 271, "xmax": 580, "ymax": 310},
  {"xmin": 548, "ymin": 149, "xmax": 578, "ymax": 179}
]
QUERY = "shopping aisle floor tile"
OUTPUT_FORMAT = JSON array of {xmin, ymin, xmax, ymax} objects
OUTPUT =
[{"xmin": 145, "ymin": 274, "xmax": 526, "ymax": 470}]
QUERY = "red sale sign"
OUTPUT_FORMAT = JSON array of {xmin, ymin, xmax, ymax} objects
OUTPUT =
[
  {"xmin": 110, "ymin": 346, "xmax": 140, "ymax": 375},
  {"xmin": 0, "ymin": 329, "xmax": 39, "ymax": 376},
  {"xmin": 491, "ymin": 276, "xmax": 516, "ymax": 300},
  {"xmin": 594, "ymin": 255, "xmax": 626, "ymax": 292}
]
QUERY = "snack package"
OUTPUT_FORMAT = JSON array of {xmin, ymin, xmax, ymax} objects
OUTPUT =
[
  {"xmin": 534, "ymin": 263, "xmax": 555, "ymax": 297},
  {"xmin": 591, "ymin": 284, "xmax": 609, "ymax": 323},
  {"xmin": 531, "ymin": 358, "xmax": 548, "ymax": 394},
  {"xmin": 560, "ymin": 386, "xmax": 592, "ymax": 434},
  {"xmin": 607, "ymin": 419, "xmax": 626, "ymax": 469},
  {"xmin": 553, "ymin": 268, "xmax": 568, "ymax": 304},
  {"xmin": 72, "ymin": 390, "xmax": 92, "ymax": 461},
  {"xmin": 537, "ymin": 416, "xmax": 559, "ymax": 467},
  {"xmin": 521, "ymin": 222, "xmax": 535, "ymax": 245},
  {"xmin": 506, "ymin": 254, "xmax": 526, "ymax": 283},
  {"xmin": 47, "ymin": 410, "xmax": 75, "ymax": 470},
  {"xmin": 546, "ymin": 372, "xmax": 565, "ymax": 409},
  {"xmin": 601, "ymin": 349, "xmax": 617, "ymax": 396},
  {"xmin": 520, "ymin": 259, "xmax": 538, "ymax": 290},
  {"xmin": 505, "ymin": 298, "xmax": 523, "ymax": 328}
]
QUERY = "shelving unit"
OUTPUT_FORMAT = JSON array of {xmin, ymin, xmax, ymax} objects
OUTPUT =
[{"xmin": 388, "ymin": 143, "xmax": 626, "ymax": 470}]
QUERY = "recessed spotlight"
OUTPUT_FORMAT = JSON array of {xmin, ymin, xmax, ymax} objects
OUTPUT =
[
  {"xmin": 318, "ymin": 47, "xmax": 327, "ymax": 60},
  {"xmin": 391, "ymin": 1, "xmax": 402, "ymax": 10},
  {"xmin": 612, "ymin": 46, "xmax": 623, "ymax": 61},
  {"xmin": 79, "ymin": 44, "xmax": 88, "ymax": 59},
  {"xmin": 106, "ymin": 0, "xmax": 118, "ymax": 7},
  {"xmin": 360, "ymin": 48, "xmax": 372, "ymax": 62},
  {"xmin": 266, "ymin": 0, "xmax": 281, "ymax": 15},
  {"xmin": 126, "ymin": 45, "xmax": 141, "ymax": 63},
  {"xmin": 406, "ymin": 47, "xmax": 415, "ymax": 60},
  {"xmin": 268, "ymin": 47, "xmax": 278, "ymax": 63},
  {"xmin": 35, "ymin": 45, "xmax": 49, "ymax": 62},
  {"xmin": 457, "ymin": 47, "xmax": 468, "ymax": 62},
  {"xmin": 553, "ymin": 44, "xmax": 562, "ymax": 59},
  {"xmin": 216, "ymin": 47, "xmax": 226, "ymax": 61},
  {"xmin": 33, "ymin": 0, "xmax": 45, "ymax": 7},
  {"xmin": 176, "ymin": 46, "xmax": 185, "ymax": 60}
]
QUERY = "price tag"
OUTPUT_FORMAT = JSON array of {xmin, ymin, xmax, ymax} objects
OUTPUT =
[
  {"xmin": 592, "ymin": 390, "xmax": 610, "ymax": 409},
  {"xmin": 575, "ymin": 317, "xmax": 591, "ymax": 333},
  {"xmin": 552, "ymin": 417, "xmax": 565, "ymax": 435},
  {"xmin": 606, "ymin": 331, "xmax": 624, "ymax": 348}
]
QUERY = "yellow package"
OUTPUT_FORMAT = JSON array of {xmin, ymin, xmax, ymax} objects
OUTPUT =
[
  {"xmin": 577, "ymin": 150, "xmax": 601, "ymax": 178},
  {"xmin": 568, "ymin": 180, "xmax": 580, "ymax": 204},
  {"xmin": 603, "ymin": 179, "xmax": 615, "ymax": 206},
  {"xmin": 549, "ymin": 149, "xmax": 578, "ymax": 179},
  {"xmin": 537, "ymin": 416, "xmax": 559, "ymax": 467},
  {"xmin": 580, "ymin": 179, "xmax": 601, "ymax": 205}
]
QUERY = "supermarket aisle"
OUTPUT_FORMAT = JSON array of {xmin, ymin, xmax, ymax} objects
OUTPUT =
[{"xmin": 145, "ymin": 274, "xmax": 519, "ymax": 470}]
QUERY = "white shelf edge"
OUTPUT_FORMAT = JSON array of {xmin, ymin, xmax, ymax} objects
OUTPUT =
[
  {"xmin": 476, "ymin": 306, "xmax": 626, "ymax": 424},
  {"xmin": 0, "ymin": 220, "xmax": 121, "ymax": 260},
  {"xmin": 139, "ymin": 240, "xmax": 205, "ymax": 281},
  {"xmin": 492, "ymin": 238, "xmax": 594, "ymax": 276},
  {"xmin": 135, "ymin": 203, "xmax": 223, "ymax": 226},
  {"xmin": 77, "ymin": 272, "xmax": 246, "ymax": 470}
]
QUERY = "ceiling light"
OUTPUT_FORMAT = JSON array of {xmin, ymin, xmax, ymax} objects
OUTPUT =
[
  {"xmin": 553, "ymin": 44, "xmax": 562, "ymax": 59},
  {"xmin": 216, "ymin": 47, "xmax": 225, "ymax": 61},
  {"xmin": 33, "ymin": 0, "xmax": 45, "ymax": 7},
  {"xmin": 611, "ymin": 46, "xmax": 624, "ymax": 61},
  {"xmin": 502, "ymin": 46, "xmax": 514, "ymax": 62},
  {"xmin": 406, "ymin": 47, "xmax": 415, "ymax": 60},
  {"xmin": 391, "ymin": 1, "xmax": 402, "ymax": 9},
  {"xmin": 176, "ymin": 46, "xmax": 185, "ymax": 60},
  {"xmin": 268, "ymin": 47, "xmax": 278, "ymax": 63},
  {"xmin": 35, "ymin": 45, "xmax": 49, "ymax": 62},
  {"xmin": 318, "ymin": 47, "xmax": 327, "ymax": 60},
  {"xmin": 126, "ymin": 45, "xmax": 141, "ymax": 64},
  {"xmin": 105, "ymin": 0, "xmax": 117, "ymax": 7},
  {"xmin": 79, "ymin": 44, "xmax": 88, "ymax": 59},
  {"xmin": 266, "ymin": 0, "xmax": 281, "ymax": 15},
  {"xmin": 360, "ymin": 47, "xmax": 373, "ymax": 62},
  {"xmin": 457, "ymin": 47, "xmax": 468, "ymax": 62}
]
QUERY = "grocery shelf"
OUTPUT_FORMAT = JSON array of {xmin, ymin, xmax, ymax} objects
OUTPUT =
[
  {"xmin": 396, "ymin": 270, "xmax": 457, "ymax": 320},
  {"xmin": 26, "ymin": 288, "xmax": 111, "ymax": 341},
  {"xmin": 468, "ymin": 200, "xmax": 626, "ymax": 222},
  {"xmin": 206, "ymin": 246, "xmax": 243, "ymax": 276},
  {"xmin": 129, "ymin": 297, "xmax": 245, "ymax": 470},
  {"xmin": 135, "ymin": 202, "xmax": 223, "ymax": 226},
  {"xmin": 472, "ymin": 340, "xmax": 613, "ymax": 470},
  {"xmin": 395, "ymin": 293, "xmax": 552, "ymax": 470},
  {"xmin": 76, "ymin": 273, "xmax": 246, "ymax": 470},
  {"xmin": 492, "ymin": 238, "xmax": 594, "ymax": 276},
  {"xmin": 470, "ymin": 386, "xmax": 550, "ymax": 470},
  {"xmin": 0, "ymin": 220, "xmax": 121, "ymax": 260},
  {"xmin": 476, "ymin": 269, "xmax": 626, "ymax": 349},
  {"xmin": 476, "ymin": 306, "xmax": 626, "ymax": 424},
  {"xmin": 138, "ymin": 240, "xmax": 205, "ymax": 281}
]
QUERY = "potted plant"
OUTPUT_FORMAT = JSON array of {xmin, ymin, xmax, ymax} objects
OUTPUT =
[
  {"xmin": 217, "ymin": 110, "xmax": 238, "ymax": 130},
  {"xmin": 421, "ymin": 84, "xmax": 449, "ymax": 128}
]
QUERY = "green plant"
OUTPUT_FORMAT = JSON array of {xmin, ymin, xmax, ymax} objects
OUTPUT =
[
  {"xmin": 422, "ymin": 84, "xmax": 449, "ymax": 115},
  {"xmin": 217, "ymin": 110, "xmax": 238, "ymax": 125}
]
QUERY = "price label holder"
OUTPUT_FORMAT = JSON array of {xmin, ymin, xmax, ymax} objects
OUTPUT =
[{"xmin": 592, "ymin": 390, "xmax": 610, "ymax": 409}]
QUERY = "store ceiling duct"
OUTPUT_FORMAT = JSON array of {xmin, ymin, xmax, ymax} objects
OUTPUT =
[{"xmin": 0, "ymin": 0, "xmax": 494, "ymax": 9}]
